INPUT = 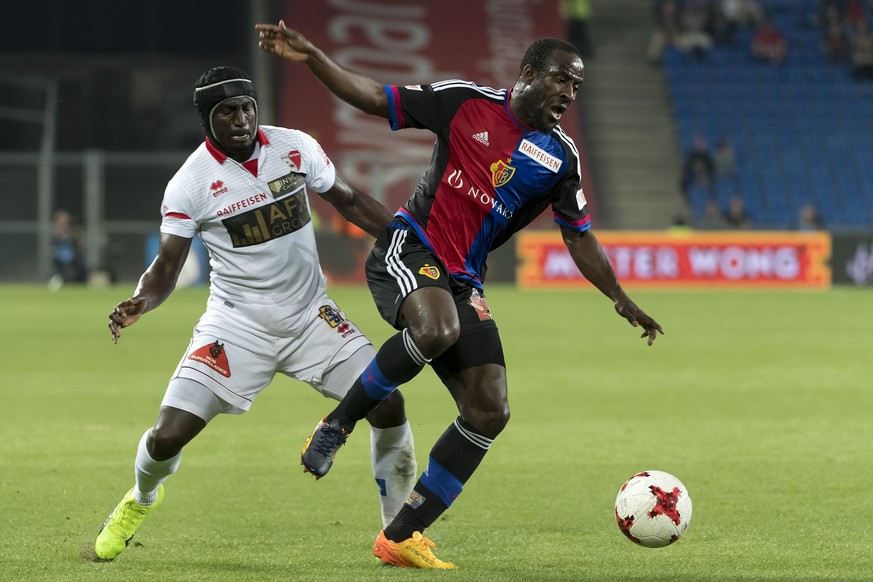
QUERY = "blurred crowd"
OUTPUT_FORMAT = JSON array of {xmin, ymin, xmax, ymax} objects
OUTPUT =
[
  {"xmin": 658, "ymin": 0, "xmax": 873, "ymax": 231},
  {"xmin": 650, "ymin": 0, "xmax": 873, "ymax": 78},
  {"xmin": 679, "ymin": 134, "xmax": 825, "ymax": 231},
  {"xmin": 648, "ymin": 0, "xmax": 771, "ymax": 63},
  {"xmin": 679, "ymin": 134, "xmax": 760, "ymax": 230},
  {"xmin": 820, "ymin": 0, "xmax": 873, "ymax": 79}
]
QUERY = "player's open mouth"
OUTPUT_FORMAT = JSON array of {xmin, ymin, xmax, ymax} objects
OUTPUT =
[{"xmin": 550, "ymin": 106, "xmax": 565, "ymax": 121}]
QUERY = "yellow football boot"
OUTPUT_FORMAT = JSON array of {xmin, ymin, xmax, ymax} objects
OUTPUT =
[
  {"xmin": 373, "ymin": 530, "xmax": 456, "ymax": 569},
  {"xmin": 94, "ymin": 485, "xmax": 164, "ymax": 560}
]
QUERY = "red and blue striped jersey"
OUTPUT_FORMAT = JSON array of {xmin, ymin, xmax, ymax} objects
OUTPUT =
[{"xmin": 385, "ymin": 80, "xmax": 590, "ymax": 288}]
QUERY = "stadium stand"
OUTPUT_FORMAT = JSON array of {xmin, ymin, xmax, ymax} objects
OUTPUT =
[{"xmin": 663, "ymin": 0, "xmax": 873, "ymax": 229}]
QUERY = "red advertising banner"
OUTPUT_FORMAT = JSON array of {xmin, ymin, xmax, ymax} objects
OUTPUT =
[
  {"xmin": 277, "ymin": 0, "xmax": 594, "ymax": 223},
  {"xmin": 518, "ymin": 231, "xmax": 832, "ymax": 289}
]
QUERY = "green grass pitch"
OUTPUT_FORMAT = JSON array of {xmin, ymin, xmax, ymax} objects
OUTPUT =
[{"xmin": 1, "ymin": 283, "xmax": 871, "ymax": 581}]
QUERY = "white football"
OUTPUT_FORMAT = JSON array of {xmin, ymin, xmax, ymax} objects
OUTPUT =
[{"xmin": 614, "ymin": 470, "xmax": 692, "ymax": 548}]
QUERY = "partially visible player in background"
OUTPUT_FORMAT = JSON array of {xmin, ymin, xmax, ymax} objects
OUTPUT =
[
  {"xmin": 257, "ymin": 22, "xmax": 663, "ymax": 569},
  {"xmin": 93, "ymin": 66, "xmax": 417, "ymax": 561}
]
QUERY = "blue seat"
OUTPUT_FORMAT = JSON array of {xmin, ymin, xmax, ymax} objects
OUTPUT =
[{"xmin": 663, "ymin": 2, "xmax": 873, "ymax": 228}]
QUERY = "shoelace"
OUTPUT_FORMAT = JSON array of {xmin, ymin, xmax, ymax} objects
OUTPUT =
[
  {"xmin": 411, "ymin": 532, "xmax": 436, "ymax": 550},
  {"xmin": 110, "ymin": 500, "xmax": 149, "ymax": 536},
  {"xmin": 311, "ymin": 422, "xmax": 347, "ymax": 455}
]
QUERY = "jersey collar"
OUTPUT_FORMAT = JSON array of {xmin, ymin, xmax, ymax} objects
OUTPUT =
[{"xmin": 205, "ymin": 128, "xmax": 270, "ymax": 163}]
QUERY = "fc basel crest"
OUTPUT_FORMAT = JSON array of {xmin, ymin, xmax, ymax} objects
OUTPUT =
[
  {"xmin": 490, "ymin": 159, "xmax": 515, "ymax": 188},
  {"xmin": 418, "ymin": 264, "xmax": 440, "ymax": 280}
]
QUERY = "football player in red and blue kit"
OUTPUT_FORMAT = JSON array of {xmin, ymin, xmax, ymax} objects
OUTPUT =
[{"xmin": 258, "ymin": 20, "xmax": 663, "ymax": 569}]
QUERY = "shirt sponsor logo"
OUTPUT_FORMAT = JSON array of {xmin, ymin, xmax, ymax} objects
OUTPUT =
[
  {"xmin": 418, "ymin": 264, "xmax": 440, "ymax": 280},
  {"xmin": 267, "ymin": 172, "xmax": 306, "ymax": 199},
  {"xmin": 405, "ymin": 84, "xmax": 423, "ymax": 90},
  {"xmin": 448, "ymin": 168, "xmax": 464, "ymax": 189},
  {"xmin": 519, "ymin": 139, "xmax": 562, "ymax": 173},
  {"xmin": 221, "ymin": 190, "xmax": 310, "ymax": 247},
  {"xmin": 447, "ymin": 167, "xmax": 513, "ymax": 219},
  {"xmin": 216, "ymin": 193, "xmax": 269, "ymax": 218},
  {"xmin": 490, "ymin": 159, "xmax": 515, "ymax": 187}
]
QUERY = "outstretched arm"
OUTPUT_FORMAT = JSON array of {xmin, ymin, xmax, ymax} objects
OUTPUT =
[
  {"xmin": 319, "ymin": 172, "xmax": 393, "ymax": 238},
  {"xmin": 255, "ymin": 20, "xmax": 389, "ymax": 118},
  {"xmin": 108, "ymin": 233, "xmax": 192, "ymax": 344},
  {"xmin": 560, "ymin": 225, "xmax": 664, "ymax": 345}
]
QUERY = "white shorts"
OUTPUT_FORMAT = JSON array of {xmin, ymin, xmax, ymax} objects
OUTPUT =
[{"xmin": 163, "ymin": 293, "xmax": 373, "ymax": 417}]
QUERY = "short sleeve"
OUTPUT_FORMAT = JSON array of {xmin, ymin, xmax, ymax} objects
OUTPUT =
[
  {"xmin": 385, "ymin": 83, "xmax": 441, "ymax": 132},
  {"xmin": 551, "ymin": 160, "xmax": 591, "ymax": 232},
  {"xmin": 299, "ymin": 132, "xmax": 336, "ymax": 194},
  {"xmin": 159, "ymin": 180, "xmax": 197, "ymax": 238}
]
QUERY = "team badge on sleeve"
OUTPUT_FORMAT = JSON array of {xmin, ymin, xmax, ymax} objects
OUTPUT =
[{"xmin": 576, "ymin": 188, "xmax": 588, "ymax": 211}]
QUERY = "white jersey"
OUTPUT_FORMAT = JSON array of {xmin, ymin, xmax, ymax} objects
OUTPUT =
[{"xmin": 160, "ymin": 125, "xmax": 336, "ymax": 333}]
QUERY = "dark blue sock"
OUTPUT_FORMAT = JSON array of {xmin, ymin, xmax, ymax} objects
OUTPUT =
[{"xmin": 331, "ymin": 329, "xmax": 427, "ymax": 430}]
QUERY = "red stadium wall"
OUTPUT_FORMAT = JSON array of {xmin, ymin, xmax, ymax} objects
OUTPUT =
[{"xmin": 278, "ymin": 0, "xmax": 595, "ymax": 232}]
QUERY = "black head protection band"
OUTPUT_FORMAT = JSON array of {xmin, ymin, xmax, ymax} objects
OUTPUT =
[{"xmin": 193, "ymin": 75, "xmax": 258, "ymax": 140}]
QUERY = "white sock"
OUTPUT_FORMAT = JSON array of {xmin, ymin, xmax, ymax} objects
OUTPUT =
[
  {"xmin": 370, "ymin": 421, "xmax": 417, "ymax": 529},
  {"xmin": 132, "ymin": 429, "xmax": 181, "ymax": 505}
]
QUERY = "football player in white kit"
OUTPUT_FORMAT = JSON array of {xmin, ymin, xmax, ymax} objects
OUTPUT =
[{"xmin": 94, "ymin": 66, "xmax": 417, "ymax": 561}]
